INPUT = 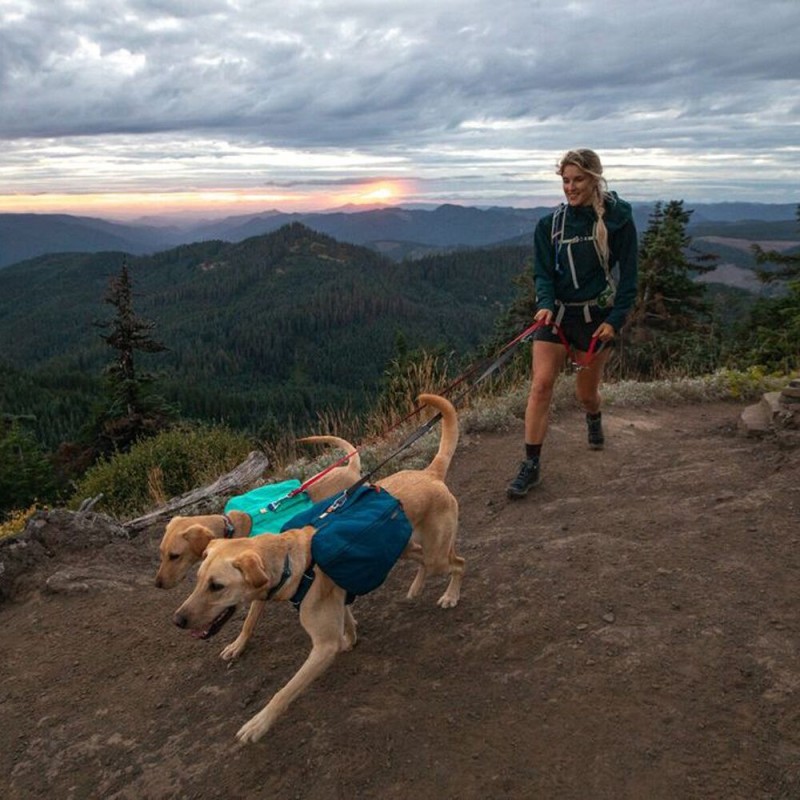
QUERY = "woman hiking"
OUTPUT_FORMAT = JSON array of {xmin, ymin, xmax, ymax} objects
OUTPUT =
[{"xmin": 507, "ymin": 149, "xmax": 638, "ymax": 499}]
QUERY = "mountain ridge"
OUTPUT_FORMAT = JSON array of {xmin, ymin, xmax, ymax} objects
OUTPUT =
[{"xmin": 1, "ymin": 202, "xmax": 796, "ymax": 270}]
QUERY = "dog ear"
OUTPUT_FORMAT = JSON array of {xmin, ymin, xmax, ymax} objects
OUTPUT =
[
  {"xmin": 183, "ymin": 525, "xmax": 214, "ymax": 557},
  {"xmin": 228, "ymin": 510, "xmax": 253, "ymax": 536},
  {"xmin": 233, "ymin": 551, "xmax": 270, "ymax": 589}
]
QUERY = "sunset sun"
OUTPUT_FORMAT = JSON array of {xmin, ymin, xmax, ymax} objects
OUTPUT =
[{"xmin": 356, "ymin": 183, "xmax": 399, "ymax": 204}]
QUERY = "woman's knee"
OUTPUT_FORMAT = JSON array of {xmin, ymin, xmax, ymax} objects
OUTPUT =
[{"xmin": 529, "ymin": 377, "xmax": 555, "ymax": 404}]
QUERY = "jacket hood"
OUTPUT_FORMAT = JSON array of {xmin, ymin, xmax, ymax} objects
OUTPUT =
[{"xmin": 603, "ymin": 191, "xmax": 633, "ymax": 232}]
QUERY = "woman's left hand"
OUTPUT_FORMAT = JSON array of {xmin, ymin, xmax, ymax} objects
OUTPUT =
[{"xmin": 594, "ymin": 322, "xmax": 616, "ymax": 342}]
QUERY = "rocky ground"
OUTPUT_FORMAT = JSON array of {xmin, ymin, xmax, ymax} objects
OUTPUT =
[{"xmin": 2, "ymin": 399, "xmax": 799, "ymax": 799}]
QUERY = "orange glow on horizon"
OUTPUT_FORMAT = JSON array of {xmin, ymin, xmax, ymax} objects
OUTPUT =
[
  {"xmin": 0, "ymin": 190, "xmax": 328, "ymax": 219},
  {"xmin": 0, "ymin": 182, "xmax": 410, "ymax": 219}
]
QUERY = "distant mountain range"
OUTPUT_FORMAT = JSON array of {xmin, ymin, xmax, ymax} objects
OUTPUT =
[{"xmin": 1, "ymin": 202, "xmax": 797, "ymax": 270}]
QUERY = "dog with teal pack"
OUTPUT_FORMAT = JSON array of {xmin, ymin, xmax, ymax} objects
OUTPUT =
[
  {"xmin": 172, "ymin": 394, "xmax": 464, "ymax": 743},
  {"xmin": 155, "ymin": 436, "xmax": 361, "ymax": 660}
]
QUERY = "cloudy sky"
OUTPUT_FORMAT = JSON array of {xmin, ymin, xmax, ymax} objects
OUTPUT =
[{"xmin": 1, "ymin": 0, "xmax": 798, "ymax": 220}]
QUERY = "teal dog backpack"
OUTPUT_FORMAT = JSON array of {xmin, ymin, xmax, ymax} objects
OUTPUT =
[
  {"xmin": 224, "ymin": 479, "xmax": 314, "ymax": 536},
  {"xmin": 281, "ymin": 483, "xmax": 412, "ymax": 600}
]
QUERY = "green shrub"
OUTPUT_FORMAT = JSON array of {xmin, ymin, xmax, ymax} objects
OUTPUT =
[{"xmin": 69, "ymin": 425, "xmax": 254, "ymax": 519}]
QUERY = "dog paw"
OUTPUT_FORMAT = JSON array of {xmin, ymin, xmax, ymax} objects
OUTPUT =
[
  {"xmin": 220, "ymin": 641, "xmax": 244, "ymax": 661},
  {"xmin": 236, "ymin": 717, "xmax": 268, "ymax": 744},
  {"xmin": 437, "ymin": 593, "xmax": 460, "ymax": 609}
]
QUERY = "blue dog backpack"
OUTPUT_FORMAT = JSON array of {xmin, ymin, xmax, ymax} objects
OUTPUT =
[
  {"xmin": 280, "ymin": 484, "xmax": 412, "ymax": 597},
  {"xmin": 224, "ymin": 479, "xmax": 314, "ymax": 536}
]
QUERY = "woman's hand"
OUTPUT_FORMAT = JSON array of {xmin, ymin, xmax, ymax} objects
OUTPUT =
[
  {"xmin": 594, "ymin": 322, "xmax": 616, "ymax": 342},
  {"xmin": 534, "ymin": 308, "xmax": 553, "ymax": 325}
]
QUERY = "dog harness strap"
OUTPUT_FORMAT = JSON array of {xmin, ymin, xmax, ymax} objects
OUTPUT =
[
  {"xmin": 221, "ymin": 513, "xmax": 236, "ymax": 539},
  {"xmin": 289, "ymin": 561, "xmax": 317, "ymax": 610},
  {"xmin": 266, "ymin": 554, "xmax": 293, "ymax": 599}
]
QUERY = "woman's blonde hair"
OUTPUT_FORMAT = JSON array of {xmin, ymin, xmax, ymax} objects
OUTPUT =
[{"xmin": 558, "ymin": 149, "xmax": 610, "ymax": 262}]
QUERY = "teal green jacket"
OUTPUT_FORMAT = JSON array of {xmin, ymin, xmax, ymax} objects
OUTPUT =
[{"xmin": 533, "ymin": 192, "xmax": 638, "ymax": 331}]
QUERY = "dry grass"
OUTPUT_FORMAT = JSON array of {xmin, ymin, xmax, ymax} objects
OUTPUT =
[
  {"xmin": 278, "ymin": 367, "xmax": 796, "ymax": 485},
  {"xmin": 0, "ymin": 505, "xmax": 43, "ymax": 540},
  {"xmin": 4, "ymin": 368, "xmax": 792, "ymax": 531}
]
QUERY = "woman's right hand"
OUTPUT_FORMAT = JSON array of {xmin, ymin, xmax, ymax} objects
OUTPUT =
[{"xmin": 534, "ymin": 308, "xmax": 553, "ymax": 325}]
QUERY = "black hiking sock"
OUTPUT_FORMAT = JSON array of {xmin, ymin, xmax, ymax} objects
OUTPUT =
[
  {"xmin": 586, "ymin": 412, "xmax": 604, "ymax": 450},
  {"xmin": 525, "ymin": 443, "xmax": 542, "ymax": 461}
]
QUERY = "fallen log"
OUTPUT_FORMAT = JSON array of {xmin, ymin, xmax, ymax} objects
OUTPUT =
[{"xmin": 123, "ymin": 450, "xmax": 270, "ymax": 534}]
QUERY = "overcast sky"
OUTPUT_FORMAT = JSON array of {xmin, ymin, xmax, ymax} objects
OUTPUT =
[{"xmin": 1, "ymin": 0, "xmax": 798, "ymax": 219}]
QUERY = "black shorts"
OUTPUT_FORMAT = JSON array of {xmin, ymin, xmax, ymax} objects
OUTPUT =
[{"xmin": 533, "ymin": 305, "xmax": 613, "ymax": 353}]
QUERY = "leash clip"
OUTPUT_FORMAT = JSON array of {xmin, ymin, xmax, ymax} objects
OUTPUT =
[{"xmin": 321, "ymin": 491, "xmax": 349, "ymax": 518}]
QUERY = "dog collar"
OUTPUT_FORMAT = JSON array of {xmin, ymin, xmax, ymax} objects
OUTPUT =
[
  {"xmin": 221, "ymin": 513, "xmax": 236, "ymax": 539},
  {"xmin": 266, "ymin": 554, "xmax": 293, "ymax": 600}
]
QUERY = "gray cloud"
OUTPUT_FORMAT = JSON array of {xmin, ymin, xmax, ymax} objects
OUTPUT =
[{"xmin": 0, "ymin": 0, "xmax": 797, "ymax": 210}]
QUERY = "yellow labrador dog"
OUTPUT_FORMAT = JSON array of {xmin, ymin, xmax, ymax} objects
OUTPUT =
[
  {"xmin": 156, "ymin": 436, "xmax": 361, "ymax": 661},
  {"xmin": 172, "ymin": 393, "xmax": 464, "ymax": 743},
  {"xmin": 155, "ymin": 436, "xmax": 361, "ymax": 590}
]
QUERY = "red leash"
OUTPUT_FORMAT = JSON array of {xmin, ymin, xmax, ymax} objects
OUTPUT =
[
  {"xmin": 290, "ymin": 318, "xmax": 547, "ymax": 498},
  {"xmin": 550, "ymin": 324, "xmax": 605, "ymax": 370}
]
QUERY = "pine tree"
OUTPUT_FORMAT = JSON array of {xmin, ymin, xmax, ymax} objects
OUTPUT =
[
  {"xmin": 733, "ymin": 204, "xmax": 800, "ymax": 371},
  {"xmin": 634, "ymin": 200, "xmax": 716, "ymax": 329},
  {"xmin": 90, "ymin": 260, "xmax": 174, "ymax": 455},
  {"xmin": 622, "ymin": 200, "xmax": 720, "ymax": 377},
  {"xmin": 752, "ymin": 204, "xmax": 800, "ymax": 282},
  {"xmin": 0, "ymin": 416, "xmax": 57, "ymax": 519}
]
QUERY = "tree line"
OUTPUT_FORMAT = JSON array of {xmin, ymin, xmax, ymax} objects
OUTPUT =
[{"xmin": 1, "ymin": 208, "xmax": 798, "ymax": 520}]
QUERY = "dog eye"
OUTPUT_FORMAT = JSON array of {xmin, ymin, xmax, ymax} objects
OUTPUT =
[
  {"xmin": 209, "ymin": 581, "xmax": 224, "ymax": 592},
  {"xmin": 168, "ymin": 553, "xmax": 180, "ymax": 561}
]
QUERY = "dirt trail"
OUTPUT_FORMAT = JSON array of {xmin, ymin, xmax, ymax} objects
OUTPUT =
[{"xmin": 2, "ymin": 400, "xmax": 799, "ymax": 800}]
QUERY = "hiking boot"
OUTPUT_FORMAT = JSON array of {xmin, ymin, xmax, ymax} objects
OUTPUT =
[
  {"xmin": 506, "ymin": 458, "xmax": 541, "ymax": 498},
  {"xmin": 587, "ymin": 414, "xmax": 605, "ymax": 450}
]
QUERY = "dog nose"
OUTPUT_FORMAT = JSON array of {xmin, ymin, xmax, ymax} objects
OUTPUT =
[
  {"xmin": 155, "ymin": 576, "xmax": 164, "ymax": 589},
  {"xmin": 173, "ymin": 612, "xmax": 188, "ymax": 628}
]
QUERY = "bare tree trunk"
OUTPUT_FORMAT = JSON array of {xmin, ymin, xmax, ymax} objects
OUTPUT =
[{"xmin": 124, "ymin": 451, "xmax": 270, "ymax": 533}]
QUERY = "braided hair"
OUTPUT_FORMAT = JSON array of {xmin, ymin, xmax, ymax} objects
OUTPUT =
[{"xmin": 557, "ymin": 149, "xmax": 610, "ymax": 263}]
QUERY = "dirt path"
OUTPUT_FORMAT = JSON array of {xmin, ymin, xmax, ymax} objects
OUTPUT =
[{"xmin": 2, "ymin": 401, "xmax": 799, "ymax": 799}]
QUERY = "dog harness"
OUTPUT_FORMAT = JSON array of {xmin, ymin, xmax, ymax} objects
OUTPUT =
[
  {"xmin": 224, "ymin": 479, "xmax": 315, "ymax": 536},
  {"xmin": 282, "ymin": 483, "xmax": 413, "ymax": 609}
]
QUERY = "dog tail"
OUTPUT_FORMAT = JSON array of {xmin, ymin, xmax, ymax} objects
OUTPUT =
[
  {"xmin": 418, "ymin": 393, "xmax": 459, "ymax": 481},
  {"xmin": 297, "ymin": 435, "xmax": 362, "ymax": 473}
]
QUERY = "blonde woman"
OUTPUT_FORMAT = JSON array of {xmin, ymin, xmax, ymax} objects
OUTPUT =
[{"xmin": 507, "ymin": 149, "xmax": 638, "ymax": 498}]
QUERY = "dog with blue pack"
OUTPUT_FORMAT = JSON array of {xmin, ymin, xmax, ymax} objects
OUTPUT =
[
  {"xmin": 155, "ymin": 436, "xmax": 361, "ymax": 661},
  {"xmin": 172, "ymin": 393, "xmax": 464, "ymax": 744}
]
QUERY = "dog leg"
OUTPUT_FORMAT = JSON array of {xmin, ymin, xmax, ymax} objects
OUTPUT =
[
  {"xmin": 342, "ymin": 606, "xmax": 357, "ymax": 651},
  {"xmin": 236, "ymin": 641, "xmax": 339, "ymax": 743},
  {"xmin": 437, "ymin": 550, "xmax": 465, "ymax": 609},
  {"xmin": 407, "ymin": 563, "xmax": 427, "ymax": 599},
  {"xmin": 220, "ymin": 600, "xmax": 265, "ymax": 661},
  {"xmin": 236, "ymin": 581, "xmax": 347, "ymax": 744}
]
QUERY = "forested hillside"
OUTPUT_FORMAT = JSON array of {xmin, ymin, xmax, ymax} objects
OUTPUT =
[{"xmin": 0, "ymin": 223, "xmax": 528, "ymax": 445}]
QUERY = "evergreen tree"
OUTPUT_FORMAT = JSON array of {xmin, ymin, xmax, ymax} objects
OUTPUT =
[
  {"xmin": 634, "ymin": 200, "xmax": 716, "ymax": 329},
  {"xmin": 753, "ymin": 205, "xmax": 800, "ymax": 282},
  {"xmin": 89, "ymin": 261, "xmax": 174, "ymax": 455},
  {"xmin": 731, "ymin": 204, "xmax": 800, "ymax": 371},
  {"xmin": 0, "ymin": 416, "xmax": 57, "ymax": 519},
  {"xmin": 620, "ymin": 200, "xmax": 720, "ymax": 377}
]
